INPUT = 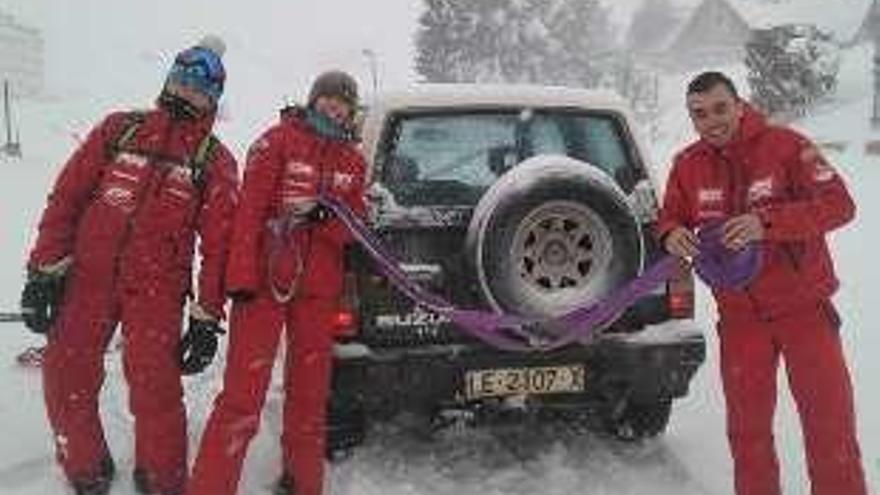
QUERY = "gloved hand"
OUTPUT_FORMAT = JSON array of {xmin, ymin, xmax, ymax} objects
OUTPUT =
[
  {"xmin": 288, "ymin": 199, "xmax": 333, "ymax": 225},
  {"xmin": 304, "ymin": 203, "xmax": 334, "ymax": 223},
  {"xmin": 20, "ymin": 268, "xmax": 67, "ymax": 335},
  {"xmin": 179, "ymin": 315, "xmax": 225, "ymax": 375}
]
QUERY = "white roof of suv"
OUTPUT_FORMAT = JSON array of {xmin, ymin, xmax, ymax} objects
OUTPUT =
[{"xmin": 360, "ymin": 84, "xmax": 635, "ymax": 161}]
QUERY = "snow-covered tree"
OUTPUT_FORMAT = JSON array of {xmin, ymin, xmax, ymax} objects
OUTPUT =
[
  {"xmin": 415, "ymin": 0, "xmax": 617, "ymax": 87},
  {"xmin": 745, "ymin": 24, "xmax": 841, "ymax": 117}
]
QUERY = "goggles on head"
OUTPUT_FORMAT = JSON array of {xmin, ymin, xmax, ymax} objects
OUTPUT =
[{"xmin": 167, "ymin": 47, "xmax": 225, "ymax": 102}]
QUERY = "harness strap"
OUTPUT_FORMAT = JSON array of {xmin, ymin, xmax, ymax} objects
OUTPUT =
[{"xmin": 107, "ymin": 111, "xmax": 217, "ymax": 193}]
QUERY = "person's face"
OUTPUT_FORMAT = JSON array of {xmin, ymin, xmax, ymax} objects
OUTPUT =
[
  {"xmin": 314, "ymin": 95, "xmax": 354, "ymax": 127},
  {"xmin": 686, "ymin": 83, "xmax": 743, "ymax": 147},
  {"xmin": 165, "ymin": 80, "xmax": 215, "ymax": 116}
]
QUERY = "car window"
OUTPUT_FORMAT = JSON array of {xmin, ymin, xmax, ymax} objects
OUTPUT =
[{"xmin": 382, "ymin": 109, "xmax": 636, "ymax": 206}]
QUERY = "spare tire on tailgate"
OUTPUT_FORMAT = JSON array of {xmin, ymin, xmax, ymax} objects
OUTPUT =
[{"xmin": 466, "ymin": 155, "xmax": 644, "ymax": 322}]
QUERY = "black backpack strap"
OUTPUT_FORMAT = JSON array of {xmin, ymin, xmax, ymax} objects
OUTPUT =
[
  {"xmin": 105, "ymin": 111, "xmax": 147, "ymax": 160},
  {"xmin": 188, "ymin": 134, "xmax": 218, "ymax": 193}
]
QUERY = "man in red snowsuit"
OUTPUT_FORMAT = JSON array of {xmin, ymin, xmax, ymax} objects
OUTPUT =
[
  {"xmin": 658, "ymin": 71, "xmax": 866, "ymax": 495},
  {"xmin": 20, "ymin": 36, "xmax": 239, "ymax": 495},
  {"xmin": 186, "ymin": 70, "xmax": 366, "ymax": 495}
]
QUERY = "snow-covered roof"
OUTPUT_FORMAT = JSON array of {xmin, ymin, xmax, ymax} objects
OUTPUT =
[{"xmin": 622, "ymin": 0, "xmax": 872, "ymax": 52}]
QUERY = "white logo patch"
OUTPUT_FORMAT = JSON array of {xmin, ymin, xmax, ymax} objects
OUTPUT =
[
  {"xmin": 116, "ymin": 151, "xmax": 148, "ymax": 168},
  {"xmin": 747, "ymin": 176, "xmax": 774, "ymax": 203},
  {"xmin": 286, "ymin": 161, "xmax": 315, "ymax": 176},
  {"xmin": 102, "ymin": 186, "xmax": 135, "ymax": 212},
  {"xmin": 698, "ymin": 188, "xmax": 723, "ymax": 203},
  {"xmin": 814, "ymin": 162, "xmax": 836, "ymax": 182},
  {"xmin": 333, "ymin": 172, "xmax": 356, "ymax": 191},
  {"xmin": 166, "ymin": 165, "xmax": 193, "ymax": 184}
]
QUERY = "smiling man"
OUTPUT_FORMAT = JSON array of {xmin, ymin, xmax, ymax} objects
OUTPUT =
[{"xmin": 657, "ymin": 71, "xmax": 867, "ymax": 495}]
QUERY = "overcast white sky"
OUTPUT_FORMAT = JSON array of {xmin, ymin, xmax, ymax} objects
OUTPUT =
[{"xmin": 0, "ymin": 0, "xmax": 422, "ymax": 103}]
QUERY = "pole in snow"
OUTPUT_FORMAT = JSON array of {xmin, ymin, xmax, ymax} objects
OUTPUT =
[
  {"xmin": 2, "ymin": 79, "xmax": 21, "ymax": 157},
  {"xmin": 362, "ymin": 49, "xmax": 379, "ymax": 100}
]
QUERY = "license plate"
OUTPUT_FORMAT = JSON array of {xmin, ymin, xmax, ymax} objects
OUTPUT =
[{"xmin": 464, "ymin": 364, "xmax": 585, "ymax": 400}]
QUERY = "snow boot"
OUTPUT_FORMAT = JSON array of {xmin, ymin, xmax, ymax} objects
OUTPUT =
[
  {"xmin": 132, "ymin": 467, "xmax": 182, "ymax": 495},
  {"xmin": 133, "ymin": 467, "xmax": 152, "ymax": 494},
  {"xmin": 72, "ymin": 455, "xmax": 115, "ymax": 495},
  {"xmin": 273, "ymin": 472, "xmax": 295, "ymax": 495}
]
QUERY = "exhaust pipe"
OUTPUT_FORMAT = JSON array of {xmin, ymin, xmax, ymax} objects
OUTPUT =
[{"xmin": 0, "ymin": 311, "xmax": 24, "ymax": 322}]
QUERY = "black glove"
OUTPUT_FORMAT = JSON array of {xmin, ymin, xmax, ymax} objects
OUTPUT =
[
  {"xmin": 179, "ymin": 317, "xmax": 225, "ymax": 375},
  {"xmin": 227, "ymin": 289, "xmax": 256, "ymax": 304},
  {"xmin": 304, "ymin": 204, "xmax": 334, "ymax": 223},
  {"xmin": 20, "ymin": 269, "xmax": 67, "ymax": 334}
]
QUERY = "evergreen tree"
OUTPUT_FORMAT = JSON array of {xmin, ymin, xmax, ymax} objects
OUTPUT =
[
  {"xmin": 415, "ymin": 0, "xmax": 618, "ymax": 87},
  {"xmin": 745, "ymin": 24, "xmax": 840, "ymax": 116}
]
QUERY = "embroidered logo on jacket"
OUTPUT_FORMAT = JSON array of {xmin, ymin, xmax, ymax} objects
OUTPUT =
[
  {"xmin": 101, "ymin": 187, "xmax": 136, "ymax": 212},
  {"xmin": 747, "ymin": 176, "xmax": 774, "ymax": 204},
  {"xmin": 333, "ymin": 172, "xmax": 356, "ymax": 192},
  {"xmin": 801, "ymin": 146, "xmax": 836, "ymax": 182},
  {"xmin": 698, "ymin": 188, "xmax": 723, "ymax": 203},
  {"xmin": 813, "ymin": 161, "xmax": 836, "ymax": 182},
  {"xmin": 166, "ymin": 165, "xmax": 193, "ymax": 184},
  {"xmin": 116, "ymin": 151, "xmax": 149, "ymax": 168},
  {"xmin": 286, "ymin": 161, "xmax": 316, "ymax": 176}
]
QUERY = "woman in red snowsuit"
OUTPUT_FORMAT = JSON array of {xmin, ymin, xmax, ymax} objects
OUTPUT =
[
  {"xmin": 186, "ymin": 70, "xmax": 366, "ymax": 495},
  {"xmin": 659, "ymin": 71, "xmax": 866, "ymax": 495},
  {"xmin": 21, "ymin": 37, "xmax": 239, "ymax": 495}
]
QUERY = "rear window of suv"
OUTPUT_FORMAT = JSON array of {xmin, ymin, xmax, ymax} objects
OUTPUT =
[{"xmin": 379, "ymin": 108, "xmax": 640, "ymax": 207}]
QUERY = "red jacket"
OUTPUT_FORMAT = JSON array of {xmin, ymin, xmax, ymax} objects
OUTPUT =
[
  {"xmin": 225, "ymin": 109, "xmax": 367, "ymax": 300},
  {"xmin": 28, "ymin": 109, "xmax": 240, "ymax": 319},
  {"xmin": 657, "ymin": 105, "xmax": 855, "ymax": 322}
]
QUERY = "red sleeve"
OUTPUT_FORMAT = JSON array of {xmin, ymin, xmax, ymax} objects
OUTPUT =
[
  {"xmin": 28, "ymin": 112, "xmax": 128, "ymax": 269},
  {"xmin": 225, "ymin": 126, "xmax": 283, "ymax": 294},
  {"xmin": 194, "ymin": 144, "xmax": 240, "ymax": 319},
  {"xmin": 319, "ymin": 149, "xmax": 367, "ymax": 245},
  {"xmin": 655, "ymin": 156, "xmax": 694, "ymax": 242},
  {"xmin": 756, "ymin": 136, "xmax": 855, "ymax": 241}
]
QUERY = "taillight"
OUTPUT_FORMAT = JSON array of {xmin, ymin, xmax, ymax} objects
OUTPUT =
[
  {"xmin": 667, "ymin": 258, "xmax": 694, "ymax": 318},
  {"xmin": 334, "ymin": 272, "xmax": 359, "ymax": 338},
  {"xmin": 333, "ymin": 308, "xmax": 357, "ymax": 337}
]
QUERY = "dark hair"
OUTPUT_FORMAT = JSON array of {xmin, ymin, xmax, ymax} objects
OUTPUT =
[{"xmin": 687, "ymin": 71, "xmax": 738, "ymax": 99}]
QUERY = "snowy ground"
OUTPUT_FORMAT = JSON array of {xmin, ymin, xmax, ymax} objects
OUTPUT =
[{"xmin": 1, "ymin": 6, "xmax": 879, "ymax": 495}]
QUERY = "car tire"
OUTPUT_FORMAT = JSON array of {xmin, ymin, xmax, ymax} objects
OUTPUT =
[{"xmin": 467, "ymin": 155, "xmax": 644, "ymax": 320}]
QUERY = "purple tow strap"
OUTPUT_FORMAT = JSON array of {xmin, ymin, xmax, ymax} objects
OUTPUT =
[
  {"xmin": 317, "ymin": 196, "xmax": 760, "ymax": 351},
  {"xmin": 693, "ymin": 223, "xmax": 762, "ymax": 290}
]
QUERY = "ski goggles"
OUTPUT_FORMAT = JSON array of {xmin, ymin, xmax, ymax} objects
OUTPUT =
[{"xmin": 168, "ymin": 47, "xmax": 225, "ymax": 102}]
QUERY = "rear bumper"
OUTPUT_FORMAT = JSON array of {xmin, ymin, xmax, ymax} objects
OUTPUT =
[{"xmin": 331, "ymin": 320, "xmax": 706, "ymax": 414}]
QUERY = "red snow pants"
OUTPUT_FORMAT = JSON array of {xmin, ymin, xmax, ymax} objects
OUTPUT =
[
  {"xmin": 187, "ymin": 294, "xmax": 336, "ymax": 495},
  {"xmin": 718, "ymin": 301, "xmax": 866, "ymax": 495},
  {"xmin": 42, "ymin": 269, "xmax": 187, "ymax": 493}
]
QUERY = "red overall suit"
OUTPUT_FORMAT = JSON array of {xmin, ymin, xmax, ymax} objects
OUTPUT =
[
  {"xmin": 187, "ymin": 108, "xmax": 366, "ymax": 495},
  {"xmin": 28, "ymin": 108, "xmax": 239, "ymax": 493},
  {"xmin": 658, "ymin": 105, "xmax": 866, "ymax": 495}
]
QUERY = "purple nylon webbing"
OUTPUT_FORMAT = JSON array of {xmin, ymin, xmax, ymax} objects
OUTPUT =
[
  {"xmin": 313, "ymin": 196, "xmax": 758, "ymax": 351},
  {"xmin": 316, "ymin": 196, "xmax": 676, "ymax": 351}
]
